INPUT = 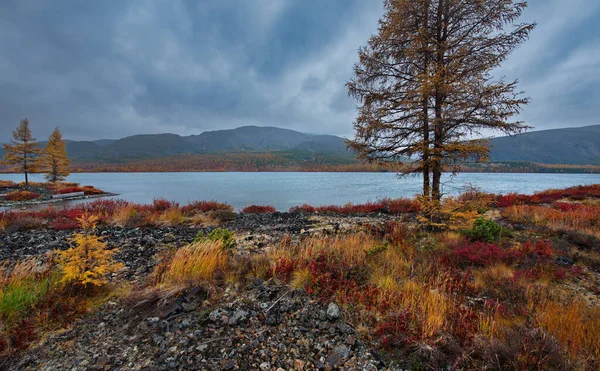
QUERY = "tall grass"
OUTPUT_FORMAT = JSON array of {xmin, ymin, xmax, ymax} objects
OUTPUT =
[{"xmin": 156, "ymin": 240, "xmax": 228, "ymax": 286}]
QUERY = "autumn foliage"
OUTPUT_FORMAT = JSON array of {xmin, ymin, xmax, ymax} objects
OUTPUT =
[
  {"xmin": 241, "ymin": 205, "xmax": 277, "ymax": 214},
  {"xmin": 55, "ymin": 214, "xmax": 124, "ymax": 288},
  {"xmin": 39, "ymin": 127, "xmax": 71, "ymax": 182}
]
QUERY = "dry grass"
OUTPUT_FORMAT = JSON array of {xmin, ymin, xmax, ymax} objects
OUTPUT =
[
  {"xmin": 502, "ymin": 204, "xmax": 600, "ymax": 238},
  {"xmin": 535, "ymin": 297, "xmax": 600, "ymax": 358},
  {"xmin": 158, "ymin": 207, "xmax": 185, "ymax": 226},
  {"xmin": 156, "ymin": 240, "xmax": 228, "ymax": 286}
]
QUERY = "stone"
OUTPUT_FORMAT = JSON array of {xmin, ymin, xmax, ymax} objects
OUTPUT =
[
  {"xmin": 163, "ymin": 233, "xmax": 177, "ymax": 243},
  {"xmin": 326, "ymin": 303, "xmax": 340, "ymax": 321},
  {"xmin": 326, "ymin": 345, "xmax": 350, "ymax": 368},
  {"xmin": 209, "ymin": 309, "xmax": 227, "ymax": 322},
  {"xmin": 229, "ymin": 309, "xmax": 249, "ymax": 326},
  {"xmin": 259, "ymin": 361, "xmax": 271, "ymax": 370},
  {"xmin": 555, "ymin": 256, "xmax": 574, "ymax": 266},
  {"xmin": 222, "ymin": 360, "xmax": 235, "ymax": 370}
]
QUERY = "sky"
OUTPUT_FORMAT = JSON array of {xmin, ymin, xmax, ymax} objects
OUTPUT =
[{"xmin": 0, "ymin": 0, "xmax": 599, "ymax": 141}]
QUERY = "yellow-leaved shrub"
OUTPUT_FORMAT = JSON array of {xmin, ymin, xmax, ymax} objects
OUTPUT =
[{"xmin": 56, "ymin": 213, "xmax": 124, "ymax": 288}]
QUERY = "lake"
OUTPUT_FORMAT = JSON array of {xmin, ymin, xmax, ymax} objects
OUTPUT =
[{"xmin": 1, "ymin": 172, "xmax": 599, "ymax": 211}]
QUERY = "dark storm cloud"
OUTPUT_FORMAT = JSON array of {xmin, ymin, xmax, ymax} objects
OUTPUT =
[{"xmin": 0, "ymin": 0, "xmax": 598, "ymax": 141}]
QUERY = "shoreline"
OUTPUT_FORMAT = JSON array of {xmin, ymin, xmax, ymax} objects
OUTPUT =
[{"xmin": 0, "ymin": 192, "xmax": 118, "ymax": 209}]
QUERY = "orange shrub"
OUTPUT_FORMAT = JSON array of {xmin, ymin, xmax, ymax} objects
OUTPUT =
[
  {"xmin": 0, "ymin": 180, "xmax": 16, "ymax": 187},
  {"xmin": 4, "ymin": 190, "xmax": 41, "ymax": 201}
]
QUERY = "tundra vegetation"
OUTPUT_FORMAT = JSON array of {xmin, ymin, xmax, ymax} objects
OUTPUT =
[{"xmin": 0, "ymin": 184, "xmax": 599, "ymax": 369}]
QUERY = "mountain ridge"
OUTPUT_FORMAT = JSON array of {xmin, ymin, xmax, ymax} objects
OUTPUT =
[{"xmin": 1, "ymin": 124, "xmax": 599, "ymax": 166}]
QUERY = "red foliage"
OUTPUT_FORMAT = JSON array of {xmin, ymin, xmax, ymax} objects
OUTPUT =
[
  {"xmin": 446, "ymin": 241, "xmax": 512, "ymax": 267},
  {"xmin": 48, "ymin": 208, "xmax": 84, "ymax": 230},
  {"xmin": 288, "ymin": 204, "xmax": 316, "ymax": 213},
  {"xmin": 518, "ymin": 240, "xmax": 553, "ymax": 259},
  {"xmin": 375, "ymin": 311, "xmax": 413, "ymax": 350},
  {"xmin": 4, "ymin": 190, "xmax": 41, "ymax": 201},
  {"xmin": 288, "ymin": 198, "xmax": 419, "ymax": 215},
  {"xmin": 496, "ymin": 193, "xmax": 526, "ymax": 207},
  {"xmin": 452, "ymin": 305, "xmax": 480, "ymax": 346},
  {"xmin": 496, "ymin": 185, "xmax": 600, "ymax": 207},
  {"xmin": 271, "ymin": 258, "xmax": 296, "ymax": 281},
  {"xmin": 152, "ymin": 199, "xmax": 179, "ymax": 212},
  {"xmin": 82, "ymin": 199, "xmax": 129, "ymax": 215},
  {"xmin": 181, "ymin": 200, "xmax": 233, "ymax": 214},
  {"xmin": 81, "ymin": 186, "xmax": 104, "ymax": 195},
  {"xmin": 242, "ymin": 205, "xmax": 276, "ymax": 214},
  {"xmin": 553, "ymin": 202, "xmax": 584, "ymax": 212},
  {"xmin": 382, "ymin": 198, "xmax": 421, "ymax": 213},
  {"xmin": 512, "ymin": 268, "xmax": 541, "ymax": 282},
  {"xmin": 56, "ymin": 187, "xmax": 84, "ymax": 194}
]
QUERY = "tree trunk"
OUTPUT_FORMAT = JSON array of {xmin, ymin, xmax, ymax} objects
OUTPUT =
[
  {"xmin": 431, "ymin": 0, "xmax": 445, "ymax": 203},
  {"xmin": 421, "ymin": 0, "xmax": 431, "ymax": 199},
  {"xmin": 24, "ymin": 150, "xmax": 28, "ymax": 186}
]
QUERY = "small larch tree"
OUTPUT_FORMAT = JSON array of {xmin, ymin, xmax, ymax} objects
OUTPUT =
[
  {"xmin": 2, "ymin": 119, "xmax": 42, "ymax": 185},
  {"xmin": 41, "ymin": 127, "xmax": 71, "ymax": 182},
  {"xmin": 347, "ymin": 0, "xmax": 535, "ymax": 203}
]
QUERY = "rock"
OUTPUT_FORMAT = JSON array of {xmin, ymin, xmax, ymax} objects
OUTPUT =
[
  {"xmin": 209, "ymin": 309, "xmax": 227, "ymax": 322},
  {"xmin": 326, "ymin": 302, "xmax": 340, "ymax": 321},
  {"xmin": 163, "ymin": 233, "xmax": 177, "ymax": 243},
  {"xmin": 228, "ymin": 309, "xmax": 249, "ymax": 326},
  {"xmin": 259, "ymin": 361, "xmax": 271, "ymax": 370},
  {"xmin": 222, "ymin": 360, "xmax": 235, "ymax": 370},
  {"xmin": 555, "ymin": 256, "xmax": 574, "ymax": 266},
  {"xmin": 181, "ymin": 286, "xmax": 209, "ymax": 312},
  {"xmin": 326, "ymin": 345, "xmax": 351, "ymax": 368}
]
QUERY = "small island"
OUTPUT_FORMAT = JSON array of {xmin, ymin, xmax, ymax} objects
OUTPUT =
[
  {"xmin": 1, "ymin": 120, "xmax": 115, "ymax": 208},
  {"xmin": 0, "ymin": 180, "xmax": 114, "ymax": 208}
]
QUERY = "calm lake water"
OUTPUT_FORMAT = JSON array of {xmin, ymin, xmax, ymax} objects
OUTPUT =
[{"xmin": 2, "ymin": 172, "xmax": 599, "ymax": 211}]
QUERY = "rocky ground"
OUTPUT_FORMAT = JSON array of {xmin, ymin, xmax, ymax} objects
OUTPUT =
[
  {"xmin": 1, "ymin": 212, "xmax": 405, "ymax": 371},
  {"xmin": 8, "ymin": 282, "xmax": 386, "ymax": 371}
]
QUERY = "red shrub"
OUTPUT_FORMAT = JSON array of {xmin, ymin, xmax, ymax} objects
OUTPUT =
[
  {"xmin": 375, "ymin": 311, "xmax": 414, "ymax": 350},
  {"xmin": 496, "ymin": 193, "xmax": 526, "ymax": 207},
  {"xmin": 48, "ymin": 208, "xmax": 84, "ymax": 230},
  {"xmin": 381, "ymin": 198, "xmax": 421, "ymax": 213},
  {"xmin": 181, "ymin": 200, "xmax": 233, "ymax": 214},
  {"xmin": 496, "ymin": 185, "xmax": 600, "ymax": 208},
  {"xmin": 271, "ymin": 258, "xmax": 296, "ymax": 281},
  {"xmin": 4, "ymin": 190, "xmax": 41, "ymax": 201},
  {"xmin": 81, "ymin": 186, "xmax": 104, "ymax": 195},
  {"xmin": 447, "ymin": 241, "xmax": 512, "ymax": 267},
  {"xmin": 290, "ymin": 199, "xmax": 419, "ymax": 215},
  {"xmin": 517, "ymin": 240, "xmax": 553, "ymax": 259},
  {"xmin": 553, "ymin": 202, "xmax": 584, "ymax": 212},
  {"xmin": 56, "ymin": 187, "xmax": 84, "ymax": 194},
  {"xmin": 512, "ymin": 268, "xmax": 541, "ymax": 282},
  {"xmin": 242, "ymin": 205, "xmax": 276, "ymax": 214},
  {"xmin": 289, "ymin": 204, "xmax": 316, "ymax": 213},
  {"xmin": 152, "ymin": 199, "xmax": 179, "ymax": 212},
  {"xmin": 82, "ymin": 199, "xmax": 128, "ymax": 216}
]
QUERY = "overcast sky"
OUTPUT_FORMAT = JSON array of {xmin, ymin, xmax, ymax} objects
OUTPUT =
[{"xmin": 1, "ymin": 0, "xmax": 599, "ymax": 141}]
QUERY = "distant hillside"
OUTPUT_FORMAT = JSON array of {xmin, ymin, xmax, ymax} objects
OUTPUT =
[
  {"xmin": 0, "ymin": 126, "xmax": 356, "ymax": 164},
  {"xmin": 2, "ymin": 125, "xmax": 599, "ymax": 170},
  {"xmin": 489, "ymin": 125, "xmax": 600, "ymax": 165}
]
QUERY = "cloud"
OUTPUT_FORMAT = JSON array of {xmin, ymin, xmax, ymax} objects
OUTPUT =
[{"xmin": 0, "ymin": 0, "xmax": 597, "ymax": 141}]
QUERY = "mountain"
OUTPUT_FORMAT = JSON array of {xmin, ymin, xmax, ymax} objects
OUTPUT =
[
  {"xmin": 2, "ymin": 124, "xmax": 599, "ymax": 167},
  {"xmin": 489, "ymin": 125, "xmax": 600, "ymax": 165},
  {"xmin": 0, "ymin": 126, "xmax": 355, "ymax": 163}
]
